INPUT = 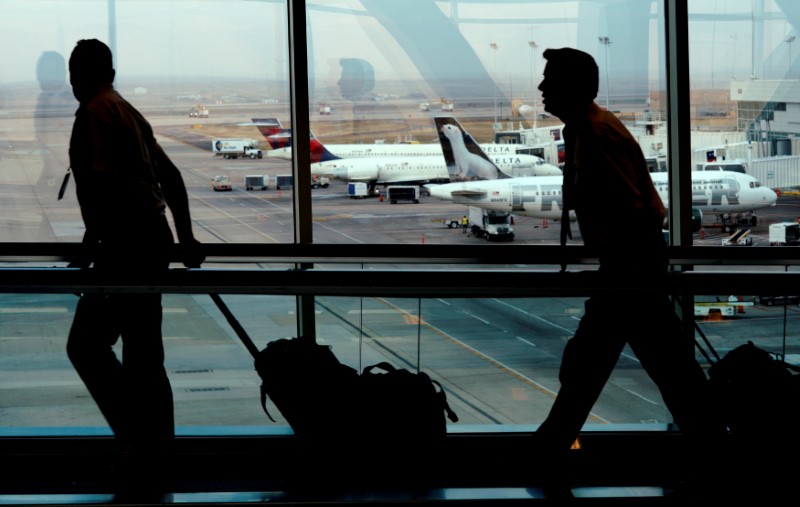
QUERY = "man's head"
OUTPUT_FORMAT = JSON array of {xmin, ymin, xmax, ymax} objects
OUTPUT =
[
  {"xmin": 338, "ymin": 58, "xmax": 374, "ymax": 100},
  {"xmin": 69, "ymin": 39, "xmax": 115, "ymax": 103},
  {"xmin": 538, "ymin": 48, "xmax": 598, "ymax": 121}
]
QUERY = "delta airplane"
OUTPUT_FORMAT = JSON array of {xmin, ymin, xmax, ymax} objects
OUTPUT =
[
  {"xmin": 304, "ymin": 120, "xmax": 560, "ymax": 191},
  {"xmin": 260, "ymin": 121, "xmax": 559, "ymax": 164},
  {"xmin": 427, "ymin": 117, "xmax": 778, "ymax": 230}
]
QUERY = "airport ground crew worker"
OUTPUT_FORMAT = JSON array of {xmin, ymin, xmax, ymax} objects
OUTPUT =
[
  {"xmin": 65, "ymin": 38, "xmax": 204, "ymax": 498},
  {"xmin": 461, "ymin": 215, "xmax": 469, "ymax": 233}
]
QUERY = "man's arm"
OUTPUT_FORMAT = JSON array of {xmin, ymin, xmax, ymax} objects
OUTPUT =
[{"xmin": 152, "ymin": 142, "xmax": 205, "ymax": 268}]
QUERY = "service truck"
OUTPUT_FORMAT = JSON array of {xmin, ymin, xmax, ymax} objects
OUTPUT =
[
  {"xmin": 769, "ymin": 222, "xmax": 800, "ymax": 245},
  {"xmin": 386, "ymin": 185, "xmax": 419, "ymax": 204},
  {"xmin": 211, "ymin": 138, "xmax": 263, "ymax": 159},
  {"xmin": 468, "ymin": 206, "xmax": 514, "ymax": 241},
  {"xmin": 311, "ymin": 175, "xmax": 330, "ymax": 189},
  {"xmin": 244, "ymin": 175, "xmax": 267, "ymax": 191},
  {"xmin": 694, "ymin": 295, "xmax": 754, "ymax": 318},
  {"xmin": 348, "ymin": 182, "xmax": 369, "ymax": 199}
]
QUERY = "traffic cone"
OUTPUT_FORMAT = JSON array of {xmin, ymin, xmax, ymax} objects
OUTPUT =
[
  {"xmin": 421, "ymin": 233, "xmax": 425, "ymax": 244},
  {"xmin": 701, "ymin": 227, "xmax": 705, "ymax": 239},
  {"xmin": 379, "ymin": 193, "xmax": 383, "ymax": 202}
]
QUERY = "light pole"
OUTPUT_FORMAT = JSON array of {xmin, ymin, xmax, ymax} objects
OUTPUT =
[
  {"xmin": 786, "ymin": 35, "xmax": 796, "ymax": 79},
  {"xmin": 598, "ymin": 36, "xmax": 612, "ymax": 109},
  {"xmin": 528, "ymin": 40, "xmax": 538, "ymax": 128},
  {"xmin": 490, "ymin": 42, "xmax": 499, "ymax": 128}
]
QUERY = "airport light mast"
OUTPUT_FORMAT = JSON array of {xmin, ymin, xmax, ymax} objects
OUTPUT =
[
  {"xmin": 490, "ymin": 42, "xmax": 499, "ymax": 130},
  {"xmin": 786, "ymin": 35, "xmax": 796, "ymax": 79},
  {"xmin": 528, "ymin": 39, "xmax": 538, "ymax": 129},
  {"xmin": 598, "ymin": 36, "xmax": 612, "ymax": 110}
]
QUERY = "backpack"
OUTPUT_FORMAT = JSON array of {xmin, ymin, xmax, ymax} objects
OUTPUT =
[
  {"xmin": 254, "ymin": 337, "xmax": 459, "ymax": 447},
  {"xmin": 706, "ymin": 340, "xmax": 800, "ymax": 437},
  {"xmin": 254, "ymin": 336, "xmax": 361, "ymax": 439}
]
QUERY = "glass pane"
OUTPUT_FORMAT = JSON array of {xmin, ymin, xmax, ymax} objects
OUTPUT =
[
  {"xmin": 688, "ymin": 1, "xmax": 799, "ymax": 398},
  {"xmin": 304, "ymin": 0, "xmax": 669, "ymax": 246},
  {"xmin": 0, "ymin": 0, "xmax": 292, "ymax": 244},
  {"xmin": 689, "ymin": 1, "xmax": 798, "ymax": 245}
]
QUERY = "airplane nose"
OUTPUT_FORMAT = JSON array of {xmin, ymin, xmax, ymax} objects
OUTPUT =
[{"xmin": 767, "ymin": 188, "xmax": 779, "ymax": 204}]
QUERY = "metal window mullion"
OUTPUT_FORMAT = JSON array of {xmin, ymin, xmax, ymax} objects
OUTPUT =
[
  {"xmin": 287, "ymin": 0, "xmax": 315, "ymax": 340},
  {"xmin": 664, "ymin": 0, "xmax": 694, "ymax": 347}
]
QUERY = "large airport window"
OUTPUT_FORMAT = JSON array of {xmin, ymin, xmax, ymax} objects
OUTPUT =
[{"xmin": 3, "ymin": 0, "xmax": 797, "ymax": 440}]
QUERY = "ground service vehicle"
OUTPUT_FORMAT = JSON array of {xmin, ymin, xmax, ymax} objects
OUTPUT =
[
  {"xmin": 468, "ymin": 206, "xmax": 514, "ymax": 241},
  {"xmin": 386, "ymin": 185, "xmax": 419, "ymax": 204},
  {"xmin": 722, "ymin": 228, "xmax": 753, "ymax": 246},
  {"xmin": 244, "ymin": 175, "xmax": 267, "ymax": 191},
  {"xmin": 348, "ymin": 182, "xmax": 369, "ymax": 198},
  {"xmin": 694, "ymin": 295, "xmax": 753, "ymax": 317},
  {"xmin": 311, "ymin": 175, "xmax": 330, "ymax": 189},
  {"xmin": 189, "ymin": 106, "xmax": 208, "ymax": 118},
  {"xmin": 212, "ymin": 138, "xmax": 263, "ymax": 159},
  {"xmin": 769, "ymin": 222, "xmax": 800, "ymax": 245},
  {"xmin": 212, "ymin": 175, "xmax": 233, "ymax": 191},
  {"xmin": 697, "ymin": 159, "xmax": 747, "ymax": 173},
  {"xmin": 274, "ymin": 174, "xmax": 293, "ymax": 190},
  {"xmin": 757, "ymin": 295, "xmax": 800, "ymax": 306}
]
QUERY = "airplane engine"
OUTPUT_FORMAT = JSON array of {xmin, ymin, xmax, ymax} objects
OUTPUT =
[{"xmin": 330, "ymin": 164, "xmax": 379, "ymax": 182}]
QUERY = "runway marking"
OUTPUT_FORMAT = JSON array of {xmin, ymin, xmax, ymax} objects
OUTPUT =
[
  {"xmin": 0, "ymin": 307, "xmax": 68, "ymax": 313},
  {"xmin": 347, "ymin": 309, "xmax": 417, "ymax": 315},
  {"xmin": 185, "ymin": 189, "xmax": 282, "ymax": 243},
  {"xmin": 492, "ymin": 298, "xmax": 576, "ymax": 334},
  {"xmin": 381, "ymin": 298, "xmax": 611, "ymax": 424},
  {"xmin": 618, "ymin": 386, "xmax": 660, "ymax": 406},
  {"xmin": 163, "ymin": 308, "xmax": 188, "ymax": 314}
]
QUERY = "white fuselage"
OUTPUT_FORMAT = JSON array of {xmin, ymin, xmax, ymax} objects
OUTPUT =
[
  {"xmin": 427, "ymin": 171, "xmax": 778, "ymax": 220},
  {"xmin": 268, "ymin": 142, "xmax": 545, "ymax": 161},
  {"xmin": 311, "ymin": 153, "xmax": 561, "ymax": 185}
]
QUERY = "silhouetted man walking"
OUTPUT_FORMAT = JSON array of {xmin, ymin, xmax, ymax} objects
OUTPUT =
[
  {"xmin": 534, "ymin": 47, "xmax": 718, "ymax": 495},
  {"xmin": 65, "ymin": 38, "xmax": 203, "ymax": 496}
]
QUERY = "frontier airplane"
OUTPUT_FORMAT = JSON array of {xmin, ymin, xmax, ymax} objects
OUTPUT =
[{"xmin": 427, "ymin": 117, "xmax": 778, "ymax": 231}]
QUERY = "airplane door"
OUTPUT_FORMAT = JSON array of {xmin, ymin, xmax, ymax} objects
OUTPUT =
[{"xmin": 511, "ymin": 184, "xmax": 523, "ymax": 207}]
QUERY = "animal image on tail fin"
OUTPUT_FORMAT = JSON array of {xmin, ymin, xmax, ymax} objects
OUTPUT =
[{"xmin": 435, "ymin": 116, "xmax": 510, "ymax": 182}]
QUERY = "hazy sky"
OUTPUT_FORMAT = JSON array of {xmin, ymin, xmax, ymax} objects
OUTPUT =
[{"xmin": 0, "ymin": 1, "xmax": 796, "ymax": 97}]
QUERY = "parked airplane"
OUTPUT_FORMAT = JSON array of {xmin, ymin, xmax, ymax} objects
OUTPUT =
[
  {"xmin": 261, "ymin": 122, "xmax": 562, "ymax": 169},
  {"xmin": 306, "ymin": 122, "xmax": 561, "ymax": 191},
  {"xmin": 428, "ymin": 117, "xmax": 778, "ymax": 230}
]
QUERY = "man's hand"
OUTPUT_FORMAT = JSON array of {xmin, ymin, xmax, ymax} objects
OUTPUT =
[
  {"xmin": 180, "ymin": 238, "xmax": 205, "ymax": 268},
  {"xmin": 560, "ymin": 209, "xmax": 572, "ymax": 272}
]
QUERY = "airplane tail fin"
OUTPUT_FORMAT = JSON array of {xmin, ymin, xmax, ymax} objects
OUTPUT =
[
  {"xmin": 310, "ymin": 138, "xmax": 341, "ymax": 163},
  {"xmin": 252, "ymin": 118, "xmax": 292, "ymax": 148},
  {"xmin": 434, "ymin": 116, "xmax": 509, "ymax": 181}
]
